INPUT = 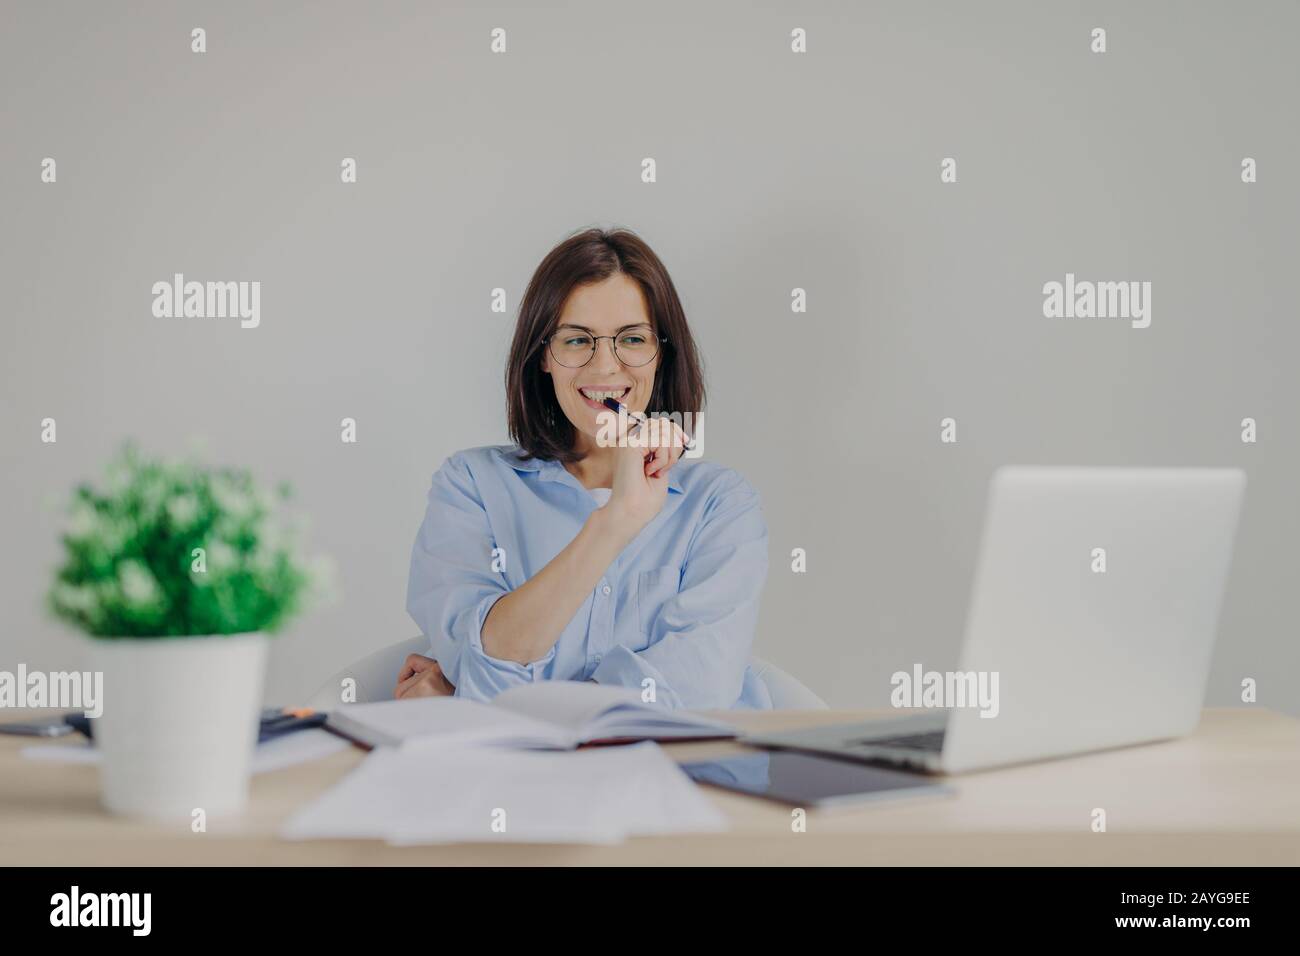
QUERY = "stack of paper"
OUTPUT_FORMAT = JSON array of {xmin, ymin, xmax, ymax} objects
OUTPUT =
[
  {"xmin": 23, "ymin": 727, "xmax": 351, "ymax": 774},
  {"xmin": 280, "ymin": 740, "xmax": 728, "ymax": 845}
]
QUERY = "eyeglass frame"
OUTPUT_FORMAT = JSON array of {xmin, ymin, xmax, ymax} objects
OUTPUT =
[{"xmin": 540, "ymin": 323, "xmax": 668, "ymax": 368}]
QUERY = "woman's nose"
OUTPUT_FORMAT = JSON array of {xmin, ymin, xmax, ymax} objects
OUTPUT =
[{"xmin": 590, "ymin": 337, "xmax": 622, "ymax": 369}]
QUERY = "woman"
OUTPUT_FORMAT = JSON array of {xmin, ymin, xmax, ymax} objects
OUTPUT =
[{"xmin": 396, "ymin": 227, "xmax": 771, "ymax": 709}]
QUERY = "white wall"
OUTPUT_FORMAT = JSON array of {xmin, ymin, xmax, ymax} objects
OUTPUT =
[{"xmin": 1, "ymin": 1, "xmax": 1295, "ymax": 715}]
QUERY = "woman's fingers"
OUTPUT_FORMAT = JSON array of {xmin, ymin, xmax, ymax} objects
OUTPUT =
[
  {"xmin": 395, "ymin": 654, "xmax": 438, "ymax": 695},
  {"xmin": 644, "ymin": 419, "xmax": 688, "ymax": 478},
  {"xmin": 397, "ymin": 652, "xmax": 436, "ymax": 683},
  {"xmin": 607, "ymin": 413, "xmax": 687, "ymax": 529},
  {"xmin": 396, "ymin": 670, "xmax": 433, "ymax": 699},
  {"xmin": 645, "ymin": 444, "xmax": 676, "ymax": 479},
  {"xmin": 394, "ymin": 672, "xmax": 420, "ymax": 698},
  {"xmin": 395, "ymin": 659, "xmax": 455, "ymax": 699}
]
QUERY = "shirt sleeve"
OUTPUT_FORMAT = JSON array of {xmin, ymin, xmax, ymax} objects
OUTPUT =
[
  {"xmin": 589, "ymin": 473, "xmax": 768, "ymax": 709},
  {"xmin": 405, "ymin": 453, "xmax": 556, "ymax": 702}
]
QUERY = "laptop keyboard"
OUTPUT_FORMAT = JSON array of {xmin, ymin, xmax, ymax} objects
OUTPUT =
[{"xmin": 849, "ymin": 730, "xmax": 946, "ymax": 752}]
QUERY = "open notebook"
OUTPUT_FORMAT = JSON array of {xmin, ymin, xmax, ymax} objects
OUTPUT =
[{"xmin": 326, "ymin": 680, "xmax": 739, "ymax": 751}]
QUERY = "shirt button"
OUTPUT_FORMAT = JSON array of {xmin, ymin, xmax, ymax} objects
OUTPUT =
[{"xmin": 601, "ymin": 585, "xmax": 612, "ymax": 596}]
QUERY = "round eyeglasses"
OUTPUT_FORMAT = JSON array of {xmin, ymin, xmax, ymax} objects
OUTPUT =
[{"xmin": 543, "ymin": 325, "xmax": 665, "ymax": 368}]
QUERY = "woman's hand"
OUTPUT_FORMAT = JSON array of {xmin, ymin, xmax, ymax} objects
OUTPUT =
[
  {"xmin": 604, "ymin": 416, "xmax": 690, "ymax": 536},
  {"xmin": 394, "ymin": 653, "xmax": 456, "ymax": 699}
]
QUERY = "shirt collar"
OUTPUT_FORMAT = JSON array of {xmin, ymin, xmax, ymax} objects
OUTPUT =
[{"xmin": 498, "ymin": 446, "xmax": 683, "ymax": 494}]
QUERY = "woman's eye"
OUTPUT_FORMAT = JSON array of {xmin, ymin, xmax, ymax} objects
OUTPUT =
[
  {"xmin": 620, "ymin": 335, "xmax": 646, "ymax": 345},
  {"xmin": 563, "ymin": 336, "xmax": 592, "ymax": 347}
]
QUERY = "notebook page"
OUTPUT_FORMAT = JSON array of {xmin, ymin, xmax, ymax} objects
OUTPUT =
[
  {"xmin": 327, "ymin": 696, "xmax": 573, "ymax": 750},
  {"xmin": 492, "ymin": 680, "xmax": 645, "ymax": 731},
  {"xmin": 492, "ymin": 681, "xmax": 738, "ymax": 742}
]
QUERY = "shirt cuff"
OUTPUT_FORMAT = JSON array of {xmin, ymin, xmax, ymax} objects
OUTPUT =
[
  {"xmin": 454, "ymin": 592, "xmax": 557, "ymax": 698},
  {"xmin": 588, "ymin": 645, "xmax": 678, "ymax": 708}
]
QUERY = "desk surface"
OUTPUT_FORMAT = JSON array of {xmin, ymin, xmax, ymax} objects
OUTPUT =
[{"xmin": 2, "ymin": 707, "xmax": 1297, "ymax": 865}]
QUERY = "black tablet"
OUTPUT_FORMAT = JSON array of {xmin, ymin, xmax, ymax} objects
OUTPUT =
[{"xmin": 679, "ymin": 749, "xmax": 954, "ymax": 810}]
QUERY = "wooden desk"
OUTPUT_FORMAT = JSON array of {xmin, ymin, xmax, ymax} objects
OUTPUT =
[{"xmin": 2, "ymin": 708, "xmax": 1297, "ymax": 865}]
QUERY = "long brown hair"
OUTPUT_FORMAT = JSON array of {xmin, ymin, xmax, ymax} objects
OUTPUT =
[{"xmin": 505, "ymin": 227, "xmax": 705, "ymax": 463}]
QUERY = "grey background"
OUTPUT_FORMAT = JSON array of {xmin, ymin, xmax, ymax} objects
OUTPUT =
[{"xmin": 2, "ymin": 1, "xmax": 1296, "ymax": 714}]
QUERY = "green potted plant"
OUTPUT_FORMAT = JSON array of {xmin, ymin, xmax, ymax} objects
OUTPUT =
[{"xmin": 47, "ymin": 443, "xmax": 329, "ymax": 820}]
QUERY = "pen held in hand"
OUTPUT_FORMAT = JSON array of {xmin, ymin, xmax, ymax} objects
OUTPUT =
[{"xmin": 601, "ymin": 397, "xmax": 696, "ymax": 456}]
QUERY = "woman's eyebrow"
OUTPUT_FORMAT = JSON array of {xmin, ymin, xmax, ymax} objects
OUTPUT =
[{"xmin": 553, "ymin": 322, "xmax": 653, "ymax": 333}]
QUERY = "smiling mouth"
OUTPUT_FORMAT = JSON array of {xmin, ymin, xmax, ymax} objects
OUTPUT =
[{"xmin": 577, "ymin": 386, "xmax": 630, "ymax": 409}]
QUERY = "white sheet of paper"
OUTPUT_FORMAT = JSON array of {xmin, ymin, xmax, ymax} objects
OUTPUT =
[
  {"xmin": 251, "ymin": 728, "xmax": 352, "ymax": 772},
  {"xmin": 280, "ymin": 740, "xmax": 728, "ymax": 845}
]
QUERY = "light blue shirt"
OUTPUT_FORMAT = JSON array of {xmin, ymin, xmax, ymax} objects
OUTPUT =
[{"xmin": 406, "ymin": 444, "xmax": 772, "ymax": 710}]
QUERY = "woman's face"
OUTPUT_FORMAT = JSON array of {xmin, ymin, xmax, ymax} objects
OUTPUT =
[{"xmin": 541, "ymin": 274, "xmax": 660, "ymax": 445}]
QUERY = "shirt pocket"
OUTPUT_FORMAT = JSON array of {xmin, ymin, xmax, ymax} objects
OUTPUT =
[{"xmin": 635, "ymin": 565, "xmax": 682, "ymax": 638}]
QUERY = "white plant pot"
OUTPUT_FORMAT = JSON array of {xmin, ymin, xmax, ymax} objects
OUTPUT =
[{"xmin": 86, "ymin": 632, "xmax": 268, "ymax": 820}]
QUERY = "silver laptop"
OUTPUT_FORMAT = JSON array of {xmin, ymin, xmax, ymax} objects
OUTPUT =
[{"xmin": 745, "ymin": 466, "xmax": 1246, "ymax": 774}]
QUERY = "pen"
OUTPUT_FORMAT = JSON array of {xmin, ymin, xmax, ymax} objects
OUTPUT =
[{"xmin": 601, "ymin": 397, "xmax": 696, "ymax": 456}]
